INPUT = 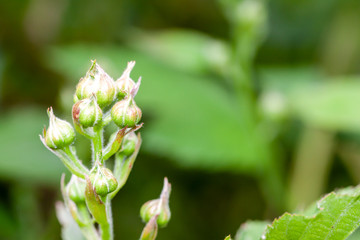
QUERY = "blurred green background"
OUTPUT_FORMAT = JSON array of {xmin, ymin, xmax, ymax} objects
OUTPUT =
[{"xmin": 1, "ymin": 0, "xmax": 360, "ymax": 239}]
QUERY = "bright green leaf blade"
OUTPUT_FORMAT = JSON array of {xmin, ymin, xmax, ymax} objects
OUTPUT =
[
  {"xmin": 265, "ymin": 214, "xmax": 308, "ymax": 240},
  {"xmin": 235, "ymin": 221, "xmax": 269, "ymax": 240},
  {"xmin": 264, "ymin": 187, "xmax": 360, "ymax": 240}
]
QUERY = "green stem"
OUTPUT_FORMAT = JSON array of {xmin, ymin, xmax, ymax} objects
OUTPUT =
[
  {"xmin": 57, "ymin": 151, "xmax": 86, "ymax": 179},
  {"xmin": 40, "ymin": 136, "xmax": 86, "ymax": 179},
  {"xmin": 78, "ymin": 204, "xmax": 99, "ymax": 240},
  {"xmin": 99, "ymin": 197, "xmax": 113, "ymax": 240},
  {"xmin": 63, "ymin": 146, "xmax": 89, "ymax": 175},
  {"xmin": 99, "ymin": 222, "xmax": 111, "ymax": 240},
  {"xmin": 74, "ymin": 121, "xmax": 94, "ymax": 139},
  {"xmin": 92, "ymin": 129, "xmax": 103, "ymax": 163}
]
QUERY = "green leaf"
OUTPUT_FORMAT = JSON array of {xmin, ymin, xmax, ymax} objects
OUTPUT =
[
  {"xmin": 260, "ymin": 67, "xmax": 360, "ymax": 132},
  {"xmin": 347, "ymin": 227, "xmax": 360, "ymax": 240},
  {"xmin": 235, "ymin": 221, "xmax": 269, "ymax": 240},
  {"xmin": 46, "ymin": 44, "xmax": 270, "ymax": 173},
  {"xmin": 264, "ymin": 186, "xmax": 360, "ymax": 240},
  {"xmin": 290, "ymin": 78, "xmax": 360, "ymax": 132},
  {"xmin": 126, "ymin": 29, "xmax": 230, "ymax": 75}
]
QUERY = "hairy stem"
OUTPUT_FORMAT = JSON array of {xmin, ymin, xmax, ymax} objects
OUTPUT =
[
  {"xmin": 63, "ymin": 146, "xmax": 89, "ymax": 175},
  {"xmin": 92, "ymin": 129, "xmax": 103, "ymax": 163},
  {"xmin": 98, "ymin": 197, "xmax": 113, "ymax": 240},
  {"xmin": 78, "ymin": 204, "xmax": 99, "ymax": 240}
]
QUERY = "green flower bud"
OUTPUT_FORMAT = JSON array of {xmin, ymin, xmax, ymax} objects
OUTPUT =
[
  {"xmin": 140, "ymin": 200, "xmax": 160, "ymax": 223},
  {"xmin": 140, "ymin": 178, "xmax": 171, "ymax": 227},
  {"xmin": 75, "ymin": 60, "xmax": 116, "ymax": 108},
  {"xmin": 115, "ymin": 61, "xmax": 136, "ymax": 99},
  {"xmin": 72, "ymin": 95, "xmax": 103, "ymax": 128},
  {"xmin": 45, "ymin": 107, "xmax": 75, "ymax": 149},
  {"xmin": 89, "ymin": 162, "xmax": 118, "ymax": 197},
  {"xmin": 111, "ymin": 97, "xmax": 142, "ymax": 128},
  {"xmin": 120, "ymin": 132, "xmax": 138, "ymax": 156},
  {"xmin": 67, "ymin": 176, "xmax": 86, "ymax": 203}
]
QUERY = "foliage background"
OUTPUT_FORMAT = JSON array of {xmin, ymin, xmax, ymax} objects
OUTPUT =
[{"xmin": 1, "ymin": 0, "xmax": 360, "ymax": 239}]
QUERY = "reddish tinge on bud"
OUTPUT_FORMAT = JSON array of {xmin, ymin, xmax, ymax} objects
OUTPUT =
[
  {"xmin": 115, "ymin": 61, "xmax": 137, "ymax": 99},
  {"xmin": 75, "ymin": 60, "xmax": 116, "ymax": 108},
  {"xmin": 111, "ymin": 97, "xmax": 142, "ymax": 128},
  {"xmin": 72, "ymin": 95, "xmax": 103, "ymax": 128}
]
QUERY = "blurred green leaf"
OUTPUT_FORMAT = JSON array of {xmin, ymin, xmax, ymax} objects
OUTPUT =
[
  {"xmin": 56, "ymin": 202, "xmax": 85, "ymax": 240},
  {"xmin": 347, "ymin": 227, "xmax": 360, "ymax": 240},
  {"xmin": 259, "ymin": 66, "xmax": 323, "ymax": 95},
  {"xmin": 46, "ymin": 44, "xmax": 269, "ymax": 173},
  {"xmin": 235, "ymin": 221, "xmax": 268, "ymax": 240},
  {"xmin": 291, "ymin": 78, "xmax": 360, "ymax": 132},
  {"xmin": 126, "ymin": 29, "xmax": 230, "ymax": 76},
  {"xmin": 260, "ymin": 67, "xmax": 360, "ymax": 132},
  {"xmin": 0, "ymin": 108, "xmax": 65, "ymax": 185}
]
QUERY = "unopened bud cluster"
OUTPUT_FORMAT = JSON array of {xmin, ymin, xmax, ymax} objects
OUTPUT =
[
  {"xmin": 73, "ymin": 60, "xmax": 142, "ymax": 130},
  {"xmin": 41, "ymin": 60, "xmax": 170, "ymax": 240}
]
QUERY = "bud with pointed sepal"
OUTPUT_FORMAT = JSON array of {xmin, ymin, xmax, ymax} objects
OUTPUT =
[
  {"xmin": 140, "ymin": 178, "xmax": 171, "ymax": 227},
  {"xmin": 140, "ymin": 215, "xmax": 158, "ymax": 240},
  {"xmin": 45, "ymin": 107, "xmax": 75, "ymax": 149},
  {"xmin": 67, "ymin": 175, "xmax": 86, "ymax": 203},
  {"xmin": 111, "ymin": 97, "xmax": 142, "ymax": 128},
  {"xmin": 72, "ymin": 95, "xmax": 103, "ymax": 128},
  {"xmin": 115, "ymin": 61, "xmax": 136, "ymax": 99},
  {"xmin": 119, "ymin": 131, "xmax": 138, "ymax": 156},
  {"xmin": 89, "ymin": 161, "xmax": 118, "ymax": 197},
  {"xmin": 75, "ymin": 60, "xmax": 116, "ymax": 108}
]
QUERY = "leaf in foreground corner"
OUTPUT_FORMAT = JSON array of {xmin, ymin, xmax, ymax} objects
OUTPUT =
[
  {"xmin": 264, "ymin": 186, "xmax": 360, "ymax": 240},
  {"xmin": 224, "ymin": 235, "xmax": 232, "ymax": 240},
  {"xmin": 235, "ymin": 221, "xmax": 269, "ymax": 240}
]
